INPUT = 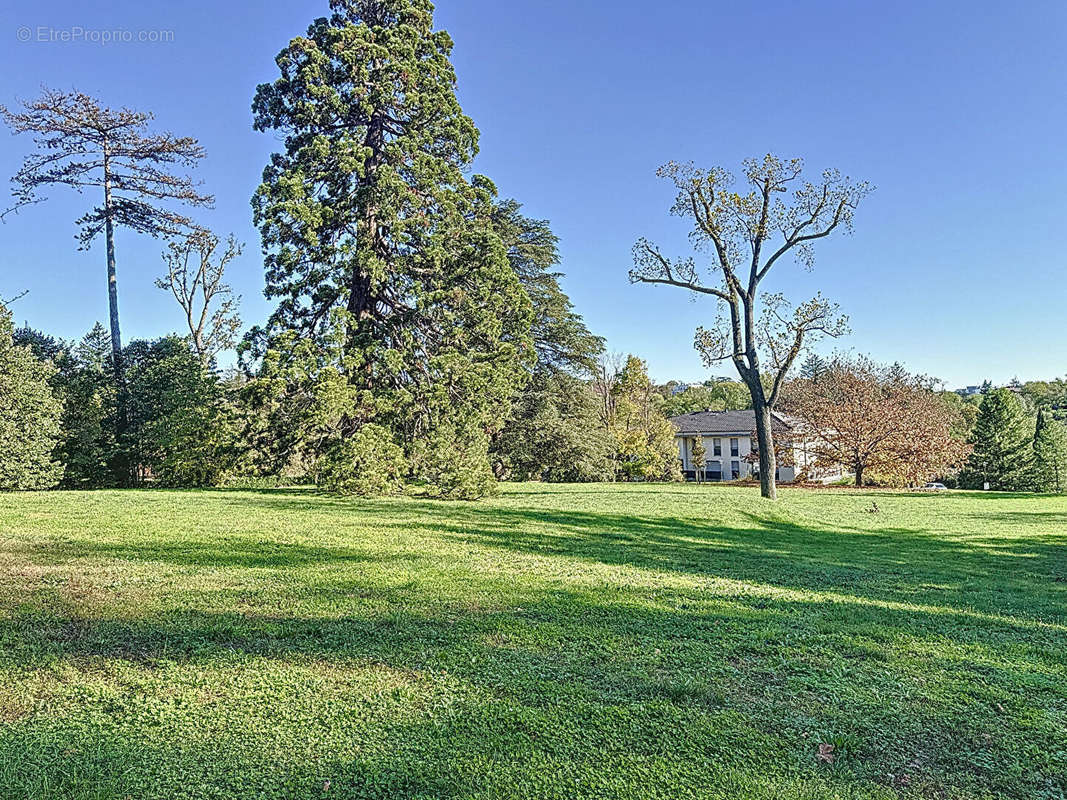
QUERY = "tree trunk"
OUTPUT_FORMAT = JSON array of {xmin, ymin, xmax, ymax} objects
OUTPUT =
[
  {"xmin": 754, "ymin": 401, "xmax": 777, "ymax": 500},
  {"xmin": 102, "ymin": 147, "xmax": 122, "ymax": 370},
  {"xmin": 854, "ymin": 464, "xmax": 864, "ymax": 487}
]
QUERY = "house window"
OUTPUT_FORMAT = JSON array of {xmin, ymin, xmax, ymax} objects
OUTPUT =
[
  {"xmin": 713, "ymin": 438, "xmax": 721, "ymax": 456},
  {"xmin": 731, "ymin": 460, "xmax": 740, "ymax": 479},
  {"xmin": 708, "ymin": 461, "xmax": 722, "ymax": 481},
  {"xmin": 730, "ymin": 438, "xmax": 739, "ymax": 457}
]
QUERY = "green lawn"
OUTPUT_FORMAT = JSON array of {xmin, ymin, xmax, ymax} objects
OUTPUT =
[{"xmin": 0, "ymin": 484, "xmax": 1064, "ymax": 800}]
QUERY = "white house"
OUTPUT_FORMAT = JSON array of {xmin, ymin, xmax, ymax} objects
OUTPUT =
[{"xmin": 671, "ymin": 409, "xmax": 839, "ymax": 484}]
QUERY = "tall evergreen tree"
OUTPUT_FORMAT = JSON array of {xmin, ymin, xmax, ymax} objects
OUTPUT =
[
  {"xmin": 488, "ymin": 199, "xmax": 608, "ymax": 480},
  {"xmin": 961, "ymin": 388, "xmax": 1033, "ymax": 490},
  {"xmin": 249, "ymin": 0, "xmax": 532, "ymax": 497},
  {"xmin": 489, "ymin": 199, "xmax": 603, "ymax": 375},
  {"xmin": 1031, "ymin": 408, "xmax": 1067, "ymax": 493},
  {"xmin": 2, "ymin": 89, "xmax": 212, "ymax": 368}
]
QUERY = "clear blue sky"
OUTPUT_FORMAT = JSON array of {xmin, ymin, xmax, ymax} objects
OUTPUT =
[{"xmin": 1, "ymin": 0, "xmax": 1064, "ymax": 388}]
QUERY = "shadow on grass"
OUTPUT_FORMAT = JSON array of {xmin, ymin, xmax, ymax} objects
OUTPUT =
[{"xmin": 2, "ymin": 488, "xmax": 1065, "ymax": 799}]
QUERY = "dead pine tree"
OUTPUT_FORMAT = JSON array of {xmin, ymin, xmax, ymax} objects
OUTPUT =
[
  {"xmin": 1, "ymin": 87, "xmax": 213, "ymax": 372},
  {"xmin": 630, "ymin": 155, "xmax": 870, "ymax": 499}
]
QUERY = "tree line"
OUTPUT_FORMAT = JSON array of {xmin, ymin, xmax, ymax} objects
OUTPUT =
[
  {"xmin": 0, "ymin": 0, "xmax": 684, "ymax": 495},
  {"xmin": 1, "ymin": 0, "xmax": 1062, "ymax": 497}
]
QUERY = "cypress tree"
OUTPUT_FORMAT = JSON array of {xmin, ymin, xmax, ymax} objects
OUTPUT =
[{"xmin": 249, "ymin": 0, "xmax": 532, "ymax": 497}]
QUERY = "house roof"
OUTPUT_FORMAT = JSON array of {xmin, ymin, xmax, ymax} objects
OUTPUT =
[{"xmin": 670, "ymin": 409, "xmax": 795, "ymax": 435}]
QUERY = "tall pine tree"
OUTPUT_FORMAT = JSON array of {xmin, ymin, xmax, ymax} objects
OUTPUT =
[
  {"xmin": 961, "ymin": 388, "xmax": 1033, "ymax": 490},
  {"xmin": 249, "ymin": 0, "xmax": 532, "ymax": 497}
]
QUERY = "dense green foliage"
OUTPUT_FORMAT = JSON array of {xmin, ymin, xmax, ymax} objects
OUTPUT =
[
  {"xmin": 248, "ymin": 0, "xmax": 531, "ymax": 498},
  {"xmin": 488, "ymin": 199, "xmax": 609, "ymax": 482},
  {"xmin": 1019, "ymin": 378, "xmax": 1067, "ymax": 422},
  {"xmin": 960, "ymin": 389, "xmax": 1034, "ymax": 490},
  {"xmin": 496, "ymin": 371, "xmax": 613, "ymax": 482},
  {"xmin": 659, "ymin": 380, "xmax": 751, "ymax": 417},
  {"xmin": 603, "ymin": 356, "xmax": 681, "ymax": 481},
  {"xmin": 315, "ymin": 423, "xmax": 406, "ymax": 495},
  {"xmin": 1031, "ymin": 408, "xmax": 1067, "ymax": 492},
  {"xmin": 10, "ymin": 322, "xmax": 237, "ymax": 490},
  {"xmin": 49, "ymin": 324, "xmax": 119, "ymax": 487},
  {"xmin": 0, "ymin": 484, "xmax": 1064, "ymax": 799},
  {"xmin": 122, "ymin": 337, "xmax": 236, "ymax": 487},
  {"xmin": 0, "ymin": 304, "xmax": 62, "ymax": 489}
]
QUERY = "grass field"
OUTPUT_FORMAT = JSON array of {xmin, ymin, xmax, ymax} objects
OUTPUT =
[{"xmin": 0, "ymin": 484, "xmax": 1064, "ymax": 800}]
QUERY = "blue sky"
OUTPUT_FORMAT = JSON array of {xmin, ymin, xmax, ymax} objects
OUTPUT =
[{"xmin": 1, "ymin": 0, "xmax": 1064, "ymax": 388}]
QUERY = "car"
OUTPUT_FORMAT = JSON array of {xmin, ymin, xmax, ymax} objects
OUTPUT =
[{"xmin": 922, "ymin": 482, "xmax": 948, "ymax": 491}]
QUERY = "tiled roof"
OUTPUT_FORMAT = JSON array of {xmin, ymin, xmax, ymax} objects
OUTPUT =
[{"xmin": 670, "ymin": 409, "xmax": 795, "ymax": 435}]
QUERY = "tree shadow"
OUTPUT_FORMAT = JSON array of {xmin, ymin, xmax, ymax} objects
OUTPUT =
[{"xmin": 2, "ymin": 488, "xmax": 1065, "ymax": 799}]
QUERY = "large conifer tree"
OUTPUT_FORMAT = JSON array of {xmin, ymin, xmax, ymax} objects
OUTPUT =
[
  {"xmin": 249, "ymin": 0, "xmax": 532, "ymax": 497},
  {"xmin": 488, "ymin": 199, "xmax": 610, "ymax": 481},
  {"xmin": 961, "ymin": 388, "xmax": 1033, "ymax": 490}
]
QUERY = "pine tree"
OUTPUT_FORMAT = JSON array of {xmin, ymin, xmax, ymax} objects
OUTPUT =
[
  {"xmin": 0, "ymin": 303, "xmax": 63, "ymax": 489},
  {"xmin": 1031, "ymin": 408, "xmax": 1067, "ymax": 493},
  {"xmin": 799, "ymin": 353, "xmax": 827, "ymax": 381},
  {"xmin": 249, "ymin": 0, "xmax": 532, "ymax": 497},
  {"xmin": 2, "ymin": 89, "xmax": 211, "ymax": 368},
  {"xmin": 961, "ymin": 388, "xmax": 1033, "ymax": 490}
]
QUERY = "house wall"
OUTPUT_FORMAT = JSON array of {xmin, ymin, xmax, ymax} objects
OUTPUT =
[{"xmin": 677, "ymin": 434, "xmax": 798, "ymax": 482}]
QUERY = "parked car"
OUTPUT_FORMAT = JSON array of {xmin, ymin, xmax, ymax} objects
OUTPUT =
[{"xmin": 922, "ymin": 482, "xmax": 948, "ymax": 491}]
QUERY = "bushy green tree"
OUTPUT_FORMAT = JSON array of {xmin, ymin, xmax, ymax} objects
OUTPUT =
[
  {"xmin": 1031, "ymin": 408, "xmax": 1067, "ymax": 493},
  {"xmin": 316, "ymin": 424, "xmax": 406, "ymax": 495},
  {"xmin": 248, "ymin": 0, "xmax": 532, "ymax": 498},
  {"xmin": 497, "ymin": 372, "xmax": 613, "ymax": 482},
  {"xmin": 123, "ymin": 336, "xmax": 236, "ymax": 486},
  {"xmin": 690, "ymin": 435, "xmax": 707, "ymax": 482},
  {"xmin": 0, "ymin": 303, "xmax": 63, "ymax": 489},
  {"xmin": 602, "ymin": 355, "xmax": 681, "ymax": 481},
  {"xmin": 960, "ymin": 388, "xmax": 1033, "ymax": 490},
  {"xmin": 661, "ymin": 381, "xmax": 751, "ymax": 417},
  {"xmin": 56, "ymin": 324, "xmax": 120, "ymax": 486}
]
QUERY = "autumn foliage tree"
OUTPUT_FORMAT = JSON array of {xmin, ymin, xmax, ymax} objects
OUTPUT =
[
  {"xmin": 784, "ymin": 355, "xmax": 970, "ymax": 486},
  {"xmin": 594, "ymin": 355, "xmax": 680, "ymax": 481},
  {"xmin": 630, "ymin": 155, "xmax": 869, "ymax": 499}
]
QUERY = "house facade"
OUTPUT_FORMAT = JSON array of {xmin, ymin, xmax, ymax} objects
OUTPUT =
[{"xmin": 671, "ymin": 409, "xmax": 839, "ymax": 484}]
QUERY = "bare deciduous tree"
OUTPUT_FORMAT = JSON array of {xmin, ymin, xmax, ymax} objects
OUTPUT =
[
  {"xmin": 630, "ymin": 155, "xmax": 870, "ymax": 499},
  {"xmin": 1, "ymin": 88, "xmax": 213, "ymax": 369},
  {"xmin": 157, "ymin": 228, "xmax": 243, "ymax": 364}
]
